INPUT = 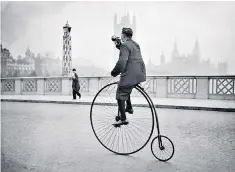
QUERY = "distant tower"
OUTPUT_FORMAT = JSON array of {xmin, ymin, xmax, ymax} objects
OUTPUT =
[
  {"xmin": 25, "ymin": 46, "xmax": 35, "ymax": 64},
  {"xmin": 114, "ymin": 12, "xmax": 136, "ymax": 41},
  {"xmin": 160, "ymin": 52, "xmax": 166, "ymax": 65},
  {"xmin": 62, "ymin": 21, "xmax": 72, "ymax": 76},
  {"xmin": 113, "ymin": 13, "xmax": 136, "ymax": 63},
  {"xmin": 192, "ymin": 39, "xmax": 200, "ymax": 64},
  {"xmin": 171, "ymin": 39, "xmax": 180, "ymax": 62},
  {"xmin": 218, "ymin": 62, "xmax": 228, "ymax": 74},
  {"xmin": 25, "ymin": 46, "xmax": 31, "ymax": 59},
  {"xmin": 147, "ymin": 57, "xmax": 154, "ymax": 68}
]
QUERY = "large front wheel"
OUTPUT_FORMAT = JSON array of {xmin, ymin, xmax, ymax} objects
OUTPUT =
[{"xmin": 90, "ymin": 82, "xmax": 154, "ymax": 155}]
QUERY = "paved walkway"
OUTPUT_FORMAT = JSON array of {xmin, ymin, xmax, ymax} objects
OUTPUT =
[{"xmin": 1, "ymin": 95, "xmax": 235, "ymax": 112}]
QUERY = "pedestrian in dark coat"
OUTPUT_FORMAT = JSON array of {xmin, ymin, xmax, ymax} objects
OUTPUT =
[
  {"xmin": 111, "ymin": 27, "xmax": 146, "ymax": 125},
  {"xmin": 72, "ymin": 68, "xmax": 81, "ymax": 99}
]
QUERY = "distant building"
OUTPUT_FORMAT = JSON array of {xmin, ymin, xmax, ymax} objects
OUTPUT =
[
  {"xmin": 147, "ymin": 40, "xmax": 228, "ymax": 75},
  {"xmin": 35, "ymin": 53, "xmax": 62, "ymax": 77},
  {"xmin": 112, "ymin": 14, "xmax": 228, "ymax": 75},
  {"xmin": 40, "ymin": 57, "xmax": 61, "ymax": 76},
  {"xmin": 6, "ymin": 62, "xmax": 35, "ymax": 77},
  {"xmin": 218, "ymin": 62, "xmax": 228, "ymax": 75},
  {"xmin": 1, "ymin": 44, "xmax": 10, "ymax": 77},
  {"xmin": 114, "ymin": 13, "xmax": 136, "ymax": 40},
  {"xmin": 1, "ymin": 46, "xmax": 36, "ymax": 77},
  {"xmin": 1, "ymin": 45, "xmax": 62, "ymax": 77}
]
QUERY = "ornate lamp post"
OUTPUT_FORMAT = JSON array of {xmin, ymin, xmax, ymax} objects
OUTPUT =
[{"xmin": 62, "ymin": 21, "xmax": 72, "ymax": 76}]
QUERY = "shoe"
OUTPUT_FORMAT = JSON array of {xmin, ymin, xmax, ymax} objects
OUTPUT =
[
  {"xmin": 113, "ymin": 119, "xmax": 129, "ymax": 127},
  {"xmin": 125, "ymin": 108, "xmax": 134, "ymax": 114},
  {"xmin": 78, "ymin": 92, "xmax": 81, "ymax": 99},
  {"xmin": 72, "ymin": 98, "xmax": 76, "ymax": 100}
]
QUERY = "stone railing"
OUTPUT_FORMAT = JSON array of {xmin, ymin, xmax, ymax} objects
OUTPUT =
[{"xmin": 1, "ymin": 75, "xmax": 235, "ymax": 100}]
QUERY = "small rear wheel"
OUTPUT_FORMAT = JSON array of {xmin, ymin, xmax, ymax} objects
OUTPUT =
[{"xmin": 151, "ymin": 135, "xmax": 175, "ymax": 161}]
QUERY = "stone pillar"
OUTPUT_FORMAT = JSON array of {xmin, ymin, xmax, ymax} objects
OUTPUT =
[
  {"xmin": 196, "ymin": 77, "xmax": 209, "ymax": 99},
  {"xmin": 37, "ymin": 78, "xmax": 45, "ymax": 95},
  {"xmin": 15, "ymin": 78, "xmax": 22, "ymax": 95},
  {"xmin": 88, "ymin": 77, "xmax": 99, "ymax": 96},
  {"xmin": 62, "ymin": 77, "xmax": 71, "ymax": 95},
  {"xmin": 156, "ymin": 77, "xmax": 167, "ymax": 98}
]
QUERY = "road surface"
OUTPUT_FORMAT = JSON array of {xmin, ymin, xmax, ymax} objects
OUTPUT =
[{"xmin": 1, "ymin": 102, "xmax": 235, "ymax": 172}]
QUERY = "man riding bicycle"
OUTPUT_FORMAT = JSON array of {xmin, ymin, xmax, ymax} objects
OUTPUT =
[{"xmin": 111, "ymin": 27, "xmax": 146, "ymax": 125}]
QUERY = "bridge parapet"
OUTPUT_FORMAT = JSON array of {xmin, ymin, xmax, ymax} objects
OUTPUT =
[{"xmin": 1, "ymin": 75, "xmax": 235, "ymax": 100}]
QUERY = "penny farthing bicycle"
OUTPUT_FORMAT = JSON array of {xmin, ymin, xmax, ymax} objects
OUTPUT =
[{"xmin": 90, "ymin": 81, "xmax": 174, "ymax": 161}]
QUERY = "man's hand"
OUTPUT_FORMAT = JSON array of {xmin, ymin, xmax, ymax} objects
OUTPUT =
[
  {"xmin": 115, "ymin": 44, "xmax": 121, "ymax": 50},
  {"xmin": 71, "ymin": 73, "xmax": 75, "ymax": 79},
  {"xmin": 111, "ymin": 70, "xmax": 119, "ymax": 77}
]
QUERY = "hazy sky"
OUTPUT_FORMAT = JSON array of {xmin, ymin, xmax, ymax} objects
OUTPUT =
[{"xmin": 1, "ymin": 1, "xmax": 235, "ymax": 73}]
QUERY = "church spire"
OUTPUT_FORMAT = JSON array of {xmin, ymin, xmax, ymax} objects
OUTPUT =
[
  {"xmin": 160, "ymin": 52, "xmax": 166, "ymax": 65},
  {"xmin": 192, "ymin": 39, "xmax": 200, "ymax": 61},
  {"xmin": 25, "ymin": 46, "xmax": 31, "ymax": 58},
  {"xmin": 174, "ymin": 39, "xmax": 178, "ymax": 51},
  {"xmin": 133, "ymin": 14, "xmax": 136, "ymax": 26},
  {"xmin": 127, "ymin": 12, "xmax": 130, "ymax": 24},
  {"xmin": 193, "ymin": 39, "xmax": 199, "ymax": 53},
  {"xmin": 114, "ymin": 13, "xmax": 117, "ymax": 25},
  {"xmin": 172, "ymin": 38, "xmax": 180, "ymax": 60},
  {"xmin": 26, "ymin": 46, "xmax": 30, "ymax": 52},
  {"xmin": 148, "ymin": 57, "xmax": 153, "ymax": 67}
]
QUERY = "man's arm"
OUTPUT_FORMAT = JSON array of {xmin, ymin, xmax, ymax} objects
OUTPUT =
[
  {"xmin": 114, "ymin": 38, "xmax": 122, "ymax": 50},
  {"xmin": 115, "ymin": 43, "xmax": 121, "ymax": 50},
  {"xmin": 111, "ymin": 44, "xmax": 130, "ymax": 77}
]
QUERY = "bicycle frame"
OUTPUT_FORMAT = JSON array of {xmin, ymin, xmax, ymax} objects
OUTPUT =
[
  {"xmin": 114, "ymin": 82, "xmax": 161, "ymax": 135},
  {"xmin": 91, "ymin": 81, "xmax": 174, "ymax": 160},
  {"xmin": 112, "ymin": 82, "xmax": 163, "ymax": 148},
  {"xmin": 135, "ymin": 84, "xmax": 163, "ymax": 148}
]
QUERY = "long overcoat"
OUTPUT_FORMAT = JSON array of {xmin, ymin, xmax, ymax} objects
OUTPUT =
[{"xmin": 72, "ymin": 73, "xmax": 80, "ymax": 92}]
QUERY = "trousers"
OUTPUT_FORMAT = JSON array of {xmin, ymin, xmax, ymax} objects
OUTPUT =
[{"xmin": 73, "ymin": 90, "xmax": 81, "ymax": 99}]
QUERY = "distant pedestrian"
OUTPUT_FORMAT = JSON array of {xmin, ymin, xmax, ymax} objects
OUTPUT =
[{"xmin": 72, "ymin": 68, "xmax": 81, "ymax": 100}]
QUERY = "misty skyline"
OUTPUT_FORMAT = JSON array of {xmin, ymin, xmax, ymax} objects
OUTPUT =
[{"xmin": 1, "ymin": 1, "xmax": 235, "ymax": 73}]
